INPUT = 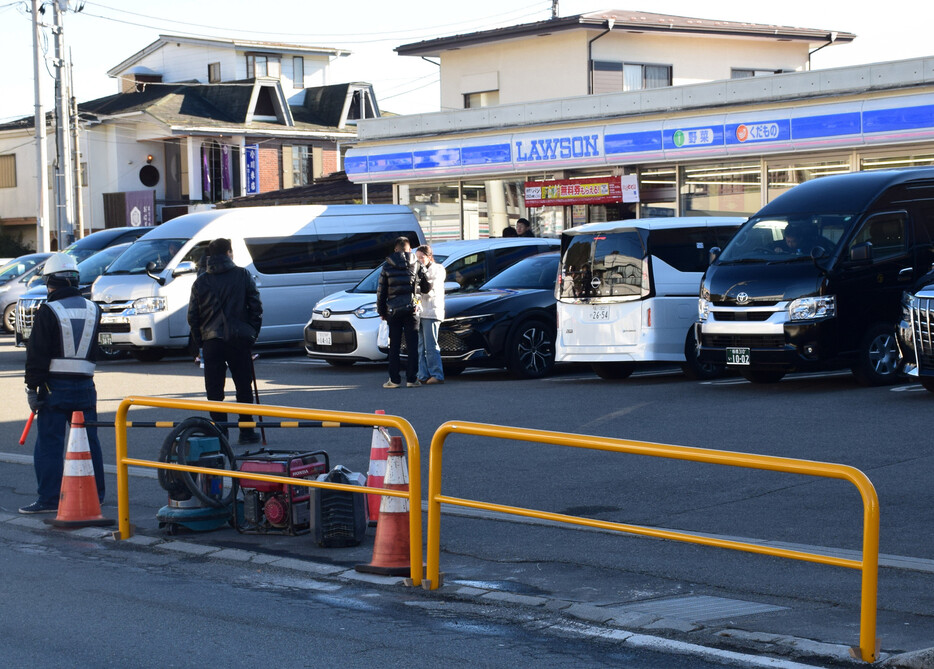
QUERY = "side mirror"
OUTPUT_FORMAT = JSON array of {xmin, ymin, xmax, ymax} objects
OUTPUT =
[
  {"xmin": 145, "ymin": 261, "xmax": 166, "ymax": 286},
  {"xmin": 708, "ymin": 247, "xmax": 721, "ymax": 265},
  {"xmin": 443, "ymin": 281, "xmax": 461, "ymax": 293},
  {"xmin": 849, "ymin": 241, "xmax": 872, "ymax": 263},
  {"xmin": 810, "ymin": 246, "xmax": 828, "ymax": 260},
  {"xmin": 172, "ymin": 260, "xmax": 197, "ymax": 277}
]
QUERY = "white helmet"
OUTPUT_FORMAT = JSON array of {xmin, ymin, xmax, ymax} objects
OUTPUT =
[{"xmin": 43, "ymin": 252, "xmax": 79, "ymax": 277}]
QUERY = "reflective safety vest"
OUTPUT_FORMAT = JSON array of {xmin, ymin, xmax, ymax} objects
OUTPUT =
[{"xmin": 46, "ymin": 296, "xmax": 98, "ymax": 376}]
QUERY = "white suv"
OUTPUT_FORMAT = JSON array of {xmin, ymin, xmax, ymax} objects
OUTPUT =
[{"xmin": 304, "ymin": 237, "xmax": 558, "ymax": 365}]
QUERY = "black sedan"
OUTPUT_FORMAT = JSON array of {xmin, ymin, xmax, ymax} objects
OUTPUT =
[{"xmin": 436, "ymin": 252, "xmax": 559, "ymax": 379}]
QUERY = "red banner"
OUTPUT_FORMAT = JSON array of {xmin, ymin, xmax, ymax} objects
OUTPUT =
[{"xmin": 523, "ymin": 177, "xmax": 623, "ymax": 207}]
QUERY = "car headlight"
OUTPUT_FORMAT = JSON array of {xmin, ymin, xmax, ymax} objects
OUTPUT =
[
  {"xmin": 125, "ymin": 296, "xmax": 166, "ymax": 315},
  {"xmin": 449, "ymin": 313, "xmax": 495, "ymax": 325},
  {"xmin": 353, "ymin": 302, "xmax": 380, "ymax": 319},
  {"xmin": 698, "ymin": 297, "xmax": 710, "ymax": 323},
  {"xmin": 788, "ymin": 295, "xmax": 836, "ymax": 321}
]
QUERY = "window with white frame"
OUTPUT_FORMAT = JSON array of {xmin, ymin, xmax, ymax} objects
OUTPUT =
[
  {"xmin": 246, "ymin": 53, "xmax": 281, "ymax": 78},
  {"xmin": 208, "ymin": 62, "xmax": 221, "ymax": 83},
  {"xmin": 293, "ymin": 56, "xmax": 304, "ymax": 89},
  {"xmin": 592, "ymin": 61, "xmax": 671, "ymax": 94},
  {"xmin": 464, "ymin": 90, "xmax": 499, "ymax": 109}
]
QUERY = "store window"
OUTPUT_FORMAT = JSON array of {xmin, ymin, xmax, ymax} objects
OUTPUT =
[
  {"xmin": 398, "ymin": 182, "xmax": 463, "ymax": 242},
  {"xmin": 766, "ymin": 159, "xmax": 850, "ymax": 202},
  {"xmin": 681, "ymin": 161, "xmax": 761, "ymax": 216},
  {"xmin": 638, "ymin": 166, "xmax": 677, "ymax": 218},
  {"xmin": 292, "ymin": 145, "xmax": 311, "ymax": 186},
  {"xmin": 860, "ymin": 152, "xmax": 934, "ymax": 171}
]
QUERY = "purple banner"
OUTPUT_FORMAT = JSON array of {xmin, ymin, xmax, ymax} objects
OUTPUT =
[
  {"xmin": 221, "ymin": 144, "xmax": 231, "ymax": 191},
  {"xmin": 202, "ymin": 148, "xmax": 211, "ymax": 196},
  {"xmin": 125, "ymin": 190, "xmax": 155, "ymax": 227}
]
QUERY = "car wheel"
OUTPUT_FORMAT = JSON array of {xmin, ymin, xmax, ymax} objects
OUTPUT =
[
  {"xmin": 507, "ymin": 320, "xmax": 555, "ymax": 379},
  {"xmin": 2, "ymin": 304, "xmax": 15, "ymax": 333},
  {"xmin": 920, "ymin": 377, "xmax": 934, "ymax": 393},
  {"xmin": 852, "ymin": 323, "xmax": 899, "ymax": 386},
  {"xmin": 326, "ymin": 359, "xmax": 355, "ymax": 367},
  {"xmin": 99, "ymin": 346, "xmax": 128, "ymax": 361},
  {"xmin": 131, "ymin": 348, "xmax": 166, "ymax": 362},
  {"xmin": 740, "ymin": 369, "xmax": 786, "ymax": 384},
  {"xmin": 681, "ymin": 328, "xmax": 725, "ymax": 380},
  {"xmin": 590, "ymin": 361, "xmax": 635, "ymax": 380}
]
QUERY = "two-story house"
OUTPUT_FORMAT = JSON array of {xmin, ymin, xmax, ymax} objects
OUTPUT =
[
  {"xmin": 342, "ymin": 10, "xmax": 934, "ymax": 240},
  {"xmin": 0, "ymin": 34, "xmax": 378, "ymax": 249}
]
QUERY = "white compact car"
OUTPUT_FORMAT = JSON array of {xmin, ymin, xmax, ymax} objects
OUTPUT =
[{"xmin": 304, "ymin": 237, "xmax": 559, "ymax": 365}]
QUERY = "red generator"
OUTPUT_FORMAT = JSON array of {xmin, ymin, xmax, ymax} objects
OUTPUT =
[{"xmin": 236, "ymin": 449, "xmax": 329, "ymax": 535}]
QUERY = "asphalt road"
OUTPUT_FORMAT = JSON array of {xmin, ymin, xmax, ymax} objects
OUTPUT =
[{"xmin": 2, "ymin": 337, "xmax": 933, "ymax": 662}]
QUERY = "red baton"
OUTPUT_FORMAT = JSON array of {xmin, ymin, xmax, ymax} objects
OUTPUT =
[{"xmin": 19, "ymin": 412, "xmax": 35, "ymax": 445}]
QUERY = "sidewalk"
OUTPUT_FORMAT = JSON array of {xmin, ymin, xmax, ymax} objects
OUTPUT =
[{"xmin": 2, "ymin": 455, "xmax": 933, "ymax": 668}]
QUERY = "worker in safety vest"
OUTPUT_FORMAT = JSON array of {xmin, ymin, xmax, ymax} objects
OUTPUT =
[{"xmin": 20, "ymin": 252, "xmax": 105, "ymax": 514}]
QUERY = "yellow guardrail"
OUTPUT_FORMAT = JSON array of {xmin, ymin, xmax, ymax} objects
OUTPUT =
[
  {"xmin": 426, "ymin": 421, "xmax": 880, "ymax": 663},
  {"xmin": 113, "ymin": 396, "xmax": 423, "ymax": 587}
]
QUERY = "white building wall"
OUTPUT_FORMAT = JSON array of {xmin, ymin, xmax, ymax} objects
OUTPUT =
[
  {"xmin": 124, "ymin": 43, "xmax": 239, "ymax": 87},
  {"xmin": 0, "ymin": 130, "xmax": 38, "ymax": 220},
  {"xmin": 439, "ymin": 31, "xmax": 810, "ymax": 109}
]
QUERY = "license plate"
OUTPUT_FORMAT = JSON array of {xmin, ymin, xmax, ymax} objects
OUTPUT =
[
  {"xmin": 590, "ymin": 306, "xmax": 610, "ymax": 321},
  {"xmin": 726, "ymin": 347, "xmax": 750, "ymax": 365},
  {"xmin": 316, "ymin": 331, "xmax": 332, "ymax": 346},
  {"xmin": 99, "ymin": 332, "xmax": 112, "ymax": 346}
]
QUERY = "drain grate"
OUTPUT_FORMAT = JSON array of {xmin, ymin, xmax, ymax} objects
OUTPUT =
[{"xmin": 607, "ymin": 595, "xmax": 787, "ymax": 622}]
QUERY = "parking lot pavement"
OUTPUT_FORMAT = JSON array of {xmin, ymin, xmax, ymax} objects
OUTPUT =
[{"xmin": 1, "ymin": 337, "xmax": 933, "ymax": 666}]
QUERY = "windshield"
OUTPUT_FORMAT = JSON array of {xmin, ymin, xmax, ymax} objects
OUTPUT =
[
  {"xmin": 559, "ymin": 231, "xmax": 647, "ymax": 301},
  {"xmin": 482, "ymin": 254, "xmax": 558, "ymax": 290},
  {"xmin": 718, "ymin": 214, "xmax": 855, "ymax": 263},
  {"xmin": 351, "ymin": 253, "xmax": 453, "ymax": 294},
  {"xmin": 78, "ymin": 245, "xmax": 128, "ymax": 284},
  {"xmin": 0, "ymin": 256, "xmax": 44, "ymax": 282},
  {"xmin": 104, "ymin": 239, "xmax": 186, "ymax": 275}
]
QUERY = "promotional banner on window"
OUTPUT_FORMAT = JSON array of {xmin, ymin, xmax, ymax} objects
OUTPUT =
[{"xmin": 524, "ymin": 176, "xmax": 626, "ymax": 207}]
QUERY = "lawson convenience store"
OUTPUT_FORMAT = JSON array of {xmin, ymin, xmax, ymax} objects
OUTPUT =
[{"xmin": 344, "ymin": 58, "xmax": 934, "ymax": 240}]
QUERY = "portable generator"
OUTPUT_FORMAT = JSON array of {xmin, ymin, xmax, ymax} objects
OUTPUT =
[
  {"xmin": 236, "ymin": 449, "xmax": 329, "ymax": 535},
  {"xmin": 156, "ymin": 417, "xmax": 237, "ymax": 534}
]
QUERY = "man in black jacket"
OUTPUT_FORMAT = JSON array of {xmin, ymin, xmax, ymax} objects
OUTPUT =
[
  {"xmin": 377, "ymin": 236, "xmax": 428, "ymax": 388},
  {"xmin": 21, "ymin": 253, "xmax": 105, "ymax": 514},
  {"xmin": 188, "ymin": 238, "xmax": 263, "ymax": 444}
]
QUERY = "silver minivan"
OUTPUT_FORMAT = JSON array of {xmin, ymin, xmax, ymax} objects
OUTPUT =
[{"xmin": 91, "ymin": 205, "xmax": 425, "ymax": 361}]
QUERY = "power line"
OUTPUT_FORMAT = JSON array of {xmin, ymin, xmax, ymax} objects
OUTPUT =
[
  {"xmin": 81, "ymin": 1, "xmax": 549, "ymax": 40},
  {"xmin": 379, "ymin": 76, "xmax": 440, "ymax": 102}
]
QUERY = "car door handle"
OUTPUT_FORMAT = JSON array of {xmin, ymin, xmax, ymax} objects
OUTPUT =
[{"xmin": 898, "ymin": 267, "xmax": 913, "ymax": 277}]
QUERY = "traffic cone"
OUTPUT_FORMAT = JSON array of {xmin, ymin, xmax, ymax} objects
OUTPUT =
[
  {"xmin": 366, "ymin": 410, "xmax": 392, "ymax": 525},
  {"xmin": 355, "ymin": 436, "xmax": 411, "ymax": 576},
  {"xmin": 45, "ymin": 411, "xmax": 114, "ymax": 529}
]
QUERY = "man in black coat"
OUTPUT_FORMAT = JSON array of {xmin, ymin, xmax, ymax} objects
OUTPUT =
[
  {"xmin": 188, "ymin": 238, "xmax": 263, "ymax": 444},
  {"xmin": 376, "ymin": 236, "xmax": 428, "ymax": 388}
]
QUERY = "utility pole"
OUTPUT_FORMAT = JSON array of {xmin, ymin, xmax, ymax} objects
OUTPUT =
[
  {"xmin": 69, "ymin": 50, "xmax": 84, "ymax": 239},
  {"xmin": 31, "ymin": 0, "xmax": 50, "ymax": 252},
  {"xmin": 552, "ymin": 0, "xmax": 558, "ymax": 19},
  {"xmin": 52, "ymin": 0, "xmax": 74, "ymax": 249}
]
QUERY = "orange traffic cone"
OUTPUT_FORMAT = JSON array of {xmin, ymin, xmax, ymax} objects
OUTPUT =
[
  {"xmin": 45, "ymin": 411, "xmax": 114, "ymax": 529},
  {"xmin": 355, "ymin": 436, "xmax": 411, "ymax": 576},
  {"xmin": 366, "ymin": 410, "xmax": 392, "ymax": 525}
]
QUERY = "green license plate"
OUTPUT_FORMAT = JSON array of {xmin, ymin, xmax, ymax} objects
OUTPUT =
[{"xmin": 726, "ymin": 347, "xmax": 750, "ymax": 365}]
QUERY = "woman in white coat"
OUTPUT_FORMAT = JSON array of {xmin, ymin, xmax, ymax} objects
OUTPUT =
[{"xmin": 415, "ymin": 245, "xmax": 446, "ymax": 384}]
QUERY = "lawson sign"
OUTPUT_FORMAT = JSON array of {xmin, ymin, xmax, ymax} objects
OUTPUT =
[{"xmin": 346, "ymin": 93, "xmax": 934, "ymax": 182}]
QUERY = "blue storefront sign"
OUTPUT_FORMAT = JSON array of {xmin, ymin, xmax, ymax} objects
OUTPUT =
[
  {"xmin": 245, "ymin": 144, "xmax": 259, "ymax": 194},
  {"xmin": 345, "ymin": 93, "xmax": 934, "ymax": 182}
]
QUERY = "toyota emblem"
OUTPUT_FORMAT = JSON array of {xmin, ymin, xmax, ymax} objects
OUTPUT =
[
  {"xmin": 736, "ymin": 292, "xmax": 749, "ymax": 305},
  {"xmin": 322, "ymin": 309, "xmax": 331, "ymax": 318}
]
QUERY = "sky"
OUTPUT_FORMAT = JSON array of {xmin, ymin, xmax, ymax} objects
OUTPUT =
[{"xmin": 0, "ymin": 0, "xmax": 931, "ymax": 124}]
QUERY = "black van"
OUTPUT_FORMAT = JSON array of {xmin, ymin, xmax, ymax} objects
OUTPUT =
[{"xmin": 697, "ymin": 168, "xmax": 934, "ymax": 385}]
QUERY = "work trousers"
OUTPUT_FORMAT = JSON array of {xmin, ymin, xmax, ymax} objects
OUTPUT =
[
  {"xmin": 35, "ymin": 376, "xmax": 105, "ymax": 505},
  {"xmin": 386, "ymin": 309, "xmax": 420, "ymax": 384},
  {"xmin": 202, "ymin": 338, "xmax": 255, "ymax": 428}
]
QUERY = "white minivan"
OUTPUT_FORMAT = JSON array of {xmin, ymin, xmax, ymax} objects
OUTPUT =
[
  {"xmin": 91, "ymin": 205, "xmax": 424, "ymax": 361},
  {"xmin": 556, "ymin": 217, "xmax": 744, "ymax": 380}
]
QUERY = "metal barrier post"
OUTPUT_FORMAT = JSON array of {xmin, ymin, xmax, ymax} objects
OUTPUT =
[
  {"xmin": 112, "ymin": 396, "xmax": 423, "ymax": 587},
  {"xmin": 425, "ymin": 420, "xmax": 880, "ymax": 663}
]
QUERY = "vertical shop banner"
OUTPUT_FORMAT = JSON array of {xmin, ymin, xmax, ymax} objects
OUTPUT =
[
  {"xmin": 124, "ymin": 190, "xmax": 155, "ymax": 227},
  {"xmin": 245, "ymin": 144, "xmax": 259, "ymax": 194},
  {"xmin": 524, "ymin": 177, "xmax": 623, "ymax": 207},
  {"xmin": 620, "ymin": 174, "xmax": 640, "ymax": 203},
  {"xmin": 221, "ymin": 145, "xmax": 231, "ymax": 192},
  {"xmin": 202, "ymin": 149, "xmax": 211, "ymax": 197}
]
